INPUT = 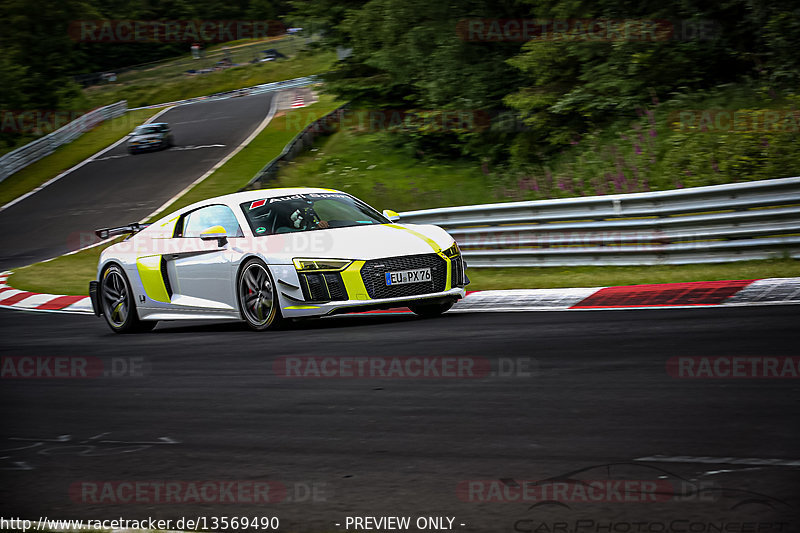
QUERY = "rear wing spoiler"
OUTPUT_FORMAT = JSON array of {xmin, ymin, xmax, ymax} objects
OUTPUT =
[{"xmin": 95, "ymin": 223, "xmax": 150, "ymax": 239}]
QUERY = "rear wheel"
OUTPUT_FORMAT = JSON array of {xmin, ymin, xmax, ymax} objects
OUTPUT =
[
  {"xmin": 100, "ymin": 264, "xmax": 156, "ymax": 333},
  {"xmin": 237, "ymin": 259, "xmax": 284, "ymax": 331},
  {"xmin": 408, "ymin": 300, "xmax": 454, "ymax": 318}
]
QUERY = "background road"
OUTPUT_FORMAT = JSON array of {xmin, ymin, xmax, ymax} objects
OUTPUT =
[
  {"xmin": 0, "ymin": 92, "xmax": 275, "ymax": 270},
  {"xmin": 1, "ymin": 306, "xmax": 798, "ymax": 531}
]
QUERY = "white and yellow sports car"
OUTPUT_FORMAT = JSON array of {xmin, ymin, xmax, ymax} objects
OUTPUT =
[{"xmin": 89, "ymin": 188, "xmax": 468, "ymax": 333}]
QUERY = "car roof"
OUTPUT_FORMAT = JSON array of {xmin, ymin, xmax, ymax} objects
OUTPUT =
[{"xmin": 173, "ymin": 187, "xmax": 350, "ymax": 215}]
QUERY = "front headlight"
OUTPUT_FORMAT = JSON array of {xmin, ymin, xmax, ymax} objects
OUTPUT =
[
  {"xmin": 293, "ymin": 258, "xmax": 353, "ymax": 271},
  {"xmin": 443, "ymin": 242, "xmax": 461, "ymax": 258}
]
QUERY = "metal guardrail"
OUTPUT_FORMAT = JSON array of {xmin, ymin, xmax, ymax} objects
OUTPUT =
[
  {"xmin": 0, "ymin": 101, "xmax": 127, "ymax": 182},
  {"xmin": 398, "ymin": 177, "xmax": 800, "ymax": 266},
  {"xmin": 242, "ymin": 102, "xmax": 348, "ymax": 190}
]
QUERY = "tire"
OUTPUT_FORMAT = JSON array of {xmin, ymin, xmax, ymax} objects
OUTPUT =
[
  {"xmin": 409, "ymin": 300, "xmax": 454, "ymax": 318},
  {"xmin": 99, "ymin": 264, "xmax": 157, "ymax": 333},
  {"xmin": 237, "ymin": 259, "xmax": 284, "ymax": 331}
]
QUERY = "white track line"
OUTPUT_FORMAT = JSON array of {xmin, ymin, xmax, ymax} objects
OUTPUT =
[{"xmin": 0, "ymin": 106, "xmax": 175, "ymax": 212}]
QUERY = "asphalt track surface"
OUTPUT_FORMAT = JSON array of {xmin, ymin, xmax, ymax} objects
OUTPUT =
[
  {"xmin": 0, "ymin": 91, "xmax": 275, "ymax": 270},
  {"xmin": 1, "ymin": 305, "xmax": 799, "ymax": 531}
]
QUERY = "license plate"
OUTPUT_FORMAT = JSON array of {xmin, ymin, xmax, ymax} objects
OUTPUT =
[{"xmin": 385, "ymin": 268, "xmax": 431, "ymax": 286}]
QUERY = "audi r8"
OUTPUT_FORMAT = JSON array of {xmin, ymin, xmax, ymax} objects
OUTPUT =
[{"xmin": 89, "ymin": 188, "xmax": 468, "ymax": 333}]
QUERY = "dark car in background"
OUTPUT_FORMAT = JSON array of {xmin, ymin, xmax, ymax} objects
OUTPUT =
[{"xmin": 128, "ymin": 123, "xmax": 174, "ymax": 154}]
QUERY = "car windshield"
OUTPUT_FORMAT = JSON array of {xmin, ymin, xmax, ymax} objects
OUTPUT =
[
  {"xmin": 240, "ymin": 192, "xmax": 389, "ymax": 235},
  {"xmin": 133, "ymin": 125, "xmax": 163, "ymax": 135}
]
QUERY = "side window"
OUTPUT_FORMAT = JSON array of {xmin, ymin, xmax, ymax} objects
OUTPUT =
[{"xmin": 181, "ymin": 205, "xmax": 243, "ymax": 238}]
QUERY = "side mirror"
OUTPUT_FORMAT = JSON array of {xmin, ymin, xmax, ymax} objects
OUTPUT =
[
  {"xmin": 382, "ymin": 209, "xmax": 400, "ymax": 222},
  {"xmin": 200, "ymin": 225, "xmax": 228, "ymax": 246}
]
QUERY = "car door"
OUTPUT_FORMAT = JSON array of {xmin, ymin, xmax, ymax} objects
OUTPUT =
[{"xmin": 165, "ymin": 204, "xmax": 243, "ymax": 310}]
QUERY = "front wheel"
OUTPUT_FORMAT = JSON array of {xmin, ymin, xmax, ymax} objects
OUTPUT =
[
  {"xmin": 408, "ymin": 300, "xmax": 454, "ymax": 318},
  {"xmin": 237, "ymin": 259, "xmax": 284, "ymax": 331},
  {"xmin": 100, "ymin": 264, "xmax": 156, "ymax": 333}
]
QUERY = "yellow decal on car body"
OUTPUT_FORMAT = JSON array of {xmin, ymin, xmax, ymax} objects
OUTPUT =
[
  {"xmin": 340, "ymin": 260, "xmax": 370, "ymax": 300},
  {"xmin": 136, "ymin": 255, "xmax": 170, "ymax": 303}
]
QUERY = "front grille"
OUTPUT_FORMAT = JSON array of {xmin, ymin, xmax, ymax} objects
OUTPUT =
[
  {"xmin": 300, "ymin": 272, "xmax": 348, "ymax": 302},
  {"xmin": 450, "ymin": 255, "xmax": 465, "ymax": 288},
  {"xmin": 361, "ymin": 253, "xmax": 447, "ymax": 299}
]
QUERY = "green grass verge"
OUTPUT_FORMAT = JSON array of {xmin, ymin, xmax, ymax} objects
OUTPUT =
[
  {"xmin": 9, "ymin": 95, "xmax": 343, "ymax": 295},
  {"xmin": 9, "ymin": 245, "xmax": 108, "ymax": 295},
  {"xmin": 465, "ymin": 259, "xmax": 800, "ymax": 291},
  {"xmin": 272, "ymin": 129, "xmax": 495, "ymax": 211},
  {"xmin": 84, "ymin": 48, "xmax": 335, "ymax": 110},
  {"xmin": 0, "ymin": 109, "xmax": 160, "ymax": 207}
]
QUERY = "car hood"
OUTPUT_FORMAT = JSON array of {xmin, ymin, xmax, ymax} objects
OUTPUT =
[{"xmin": 236, "ymin": 223, "xmax": 454, "ymax": 263}]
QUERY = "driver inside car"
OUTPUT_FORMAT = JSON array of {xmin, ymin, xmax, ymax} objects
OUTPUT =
[{"xmin": 289, "ymin": 203, "xmax": 329, "ymax": 230}]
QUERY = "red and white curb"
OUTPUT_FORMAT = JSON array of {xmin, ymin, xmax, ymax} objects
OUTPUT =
[
  {"xmin": 1, "ymin": 272, "xmax": 798, "ymax": 316},
  {"xmin": 290, "ymin": 92, "xmax": 305, "ymax": 108},
  {"xmin": 0, "ymin": 272, "xmax": 92, "ymax": 314},
  {"xmin": 452, "ymin": 278, "xmax": 800, "ymax": 312}
]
